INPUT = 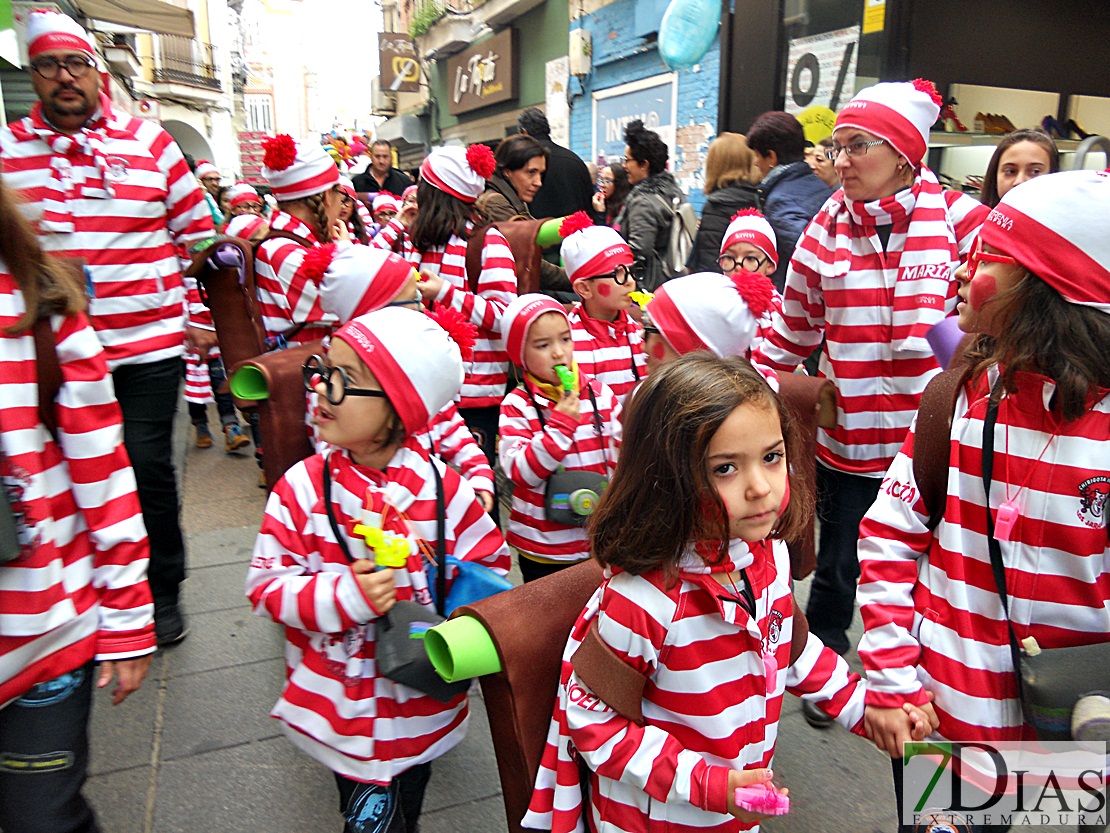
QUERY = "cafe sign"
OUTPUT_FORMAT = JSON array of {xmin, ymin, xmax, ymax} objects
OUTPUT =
[
  {"xmin": 447, "ymin": 28, "xmax": 519, "ymax": 116},
  {"xmin": 379, "ymin": 33, "xmax": 420, "ymax": 94}
]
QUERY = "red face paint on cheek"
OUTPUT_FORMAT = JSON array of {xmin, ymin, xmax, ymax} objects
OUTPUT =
[
  {"xmin": 650, "ymin": 340, "xmax": 667, "ymax": 361},
  {"xmin": 596, "ymin": 282, "xmax": 612, "ymax": 298},
  {"xmin": 968, "ymin": 273, "xmax": 997, "ymax": 312}
]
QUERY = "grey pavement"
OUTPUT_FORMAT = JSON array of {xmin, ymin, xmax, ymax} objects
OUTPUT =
[{"xmin": 82, "ymin": 400, "xmax": 1077, "ymax": 832}]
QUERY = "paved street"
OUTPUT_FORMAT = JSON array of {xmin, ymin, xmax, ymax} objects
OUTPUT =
[{"xmin": 81, "ymin": 400, "xmax": 1074, "ymax": 832}]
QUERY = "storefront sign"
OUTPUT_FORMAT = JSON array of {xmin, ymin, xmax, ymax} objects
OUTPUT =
[
  {"xmin": 379, "ymin": 33, "xmax": 420, "ymax": 94},
  {"xmin": 862, "ymin": 0, "xmax": 886, "ymax": 35},
  {"xmin": 447, "ymin": 28, "xmax": 518, "ymax": 116},
  {"xmin": 784, "ymin": 25, "xmax": 859, "ymax": 116},
  {"xmin": 592, "ymin": 74, "xmax": 678, "ymax": 166}
]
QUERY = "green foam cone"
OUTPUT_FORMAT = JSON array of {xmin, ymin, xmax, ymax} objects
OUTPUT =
[
  {"xmin": 535, "ymin": 217, "xmax": 565, "ymax": 248},
  {"xmin": 229, "ymin": 365, "xmax": 269, "ymax": 400},
  {"xmin": 424, "ymin": 616, "xmax": 501, "ymax": 682}
]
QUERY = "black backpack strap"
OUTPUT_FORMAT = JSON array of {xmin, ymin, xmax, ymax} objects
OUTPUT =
[
  {"xmin": 322, "ymin": 453, "xmax": 354, "ymax": 563},
  {"xmin": 430, "ymin": 458, "xmax": 447, "ymax": 618},
  {"xmin": 913, "ymin": 365, "xmax": 972, "ymax": 530}
]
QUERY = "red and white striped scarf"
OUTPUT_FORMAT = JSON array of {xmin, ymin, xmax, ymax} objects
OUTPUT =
[{"xmin": 821, "ymin": 167, "xmax": 957, "ymax": 352}]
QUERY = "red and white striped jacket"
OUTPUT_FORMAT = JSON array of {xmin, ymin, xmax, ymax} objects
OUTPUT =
[
  {"xmin": 753, "ymin": 189, "xmax": 986, "ymax": 475},
  {"xmin": 247, "ymin": 443, "xmax": 510, "ymax": 782},
  {"xmin": 567, "ymin": 304, "xmax": 646, "ymax": 407},
  {"xmin": 499, "ymin": 377, "xmax": 621, "ymax": 563},
  {"xmin": 422, "ymin": 403, "xmax": 495, "ymax": 497},
  {"xmin": 525, "ymin": 539, "xmax": 865, "ymax": 832},
  {"xmin": 857, "ymin": 367, "xmax": 1110, "ymax": 741},
  {"xmin": 376, "ymin": 219, "xmax": 516, "ymax": 407},
  {"xmin": 254, "ymin": 211, "xmax": 338, "ymax": 344},
  {"xmin": 369, "ymin": 217, "xmax": 413, "ymax": 257},
  {"xmin": 0, "ymin": 269, "xmax": 155, "ymax": 709},
  {"xmin": 1, "ymin": 101, "xmax": 214, "ymax": 368}
]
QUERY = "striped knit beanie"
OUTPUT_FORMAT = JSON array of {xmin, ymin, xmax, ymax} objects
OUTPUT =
[
  {"xmin": 419, "ymin": 144, "xmax": 496, "ymax": 203},
  {"xmin": 834, "ymin": 79, "xmax": 942, "ymax": 166},
  {"xmin": 226, "ymin": 182, "xmax": 260, "ymax": 208},
  {"xmin": 720, "ymin": 209, "xmax": 778, "ymax": 266},
  {"xmin": 647, "ymin": 271, "xmax": 775, "ymax": 357},
  {"xmin": 502, "ymin": 293, "xmax": 570, "ymax": 369},
  {"xmin": 262, "ymin": 134, "xmax": 340, "ymax": 201},
  {"xmin": 26, "ymin": 10, "xmax": 95, "ymax": 58},
  {"xmin": 316, "ymin": 244, "xmax": 417, "ymax": 322},
  {"xmin": 561, "ymin": 225, "xmax": 633, "ymax": 284}
]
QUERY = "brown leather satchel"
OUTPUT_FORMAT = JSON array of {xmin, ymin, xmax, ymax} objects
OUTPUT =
[{"xmin": 464, "ymin": 218, "xmax": 547, "ymax": 297}]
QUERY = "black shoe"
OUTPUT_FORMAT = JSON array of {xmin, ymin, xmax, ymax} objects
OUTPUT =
[
  {"xmin": 802, "ymin": 699, "xmax": 833, "ymax": 729},
  {"xmin": 155, "ymin": 603, "xmax": 189, "ymax": 647}
]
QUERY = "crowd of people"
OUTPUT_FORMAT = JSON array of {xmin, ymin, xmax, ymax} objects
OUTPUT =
[{"xmin": 0, "ymin": 9, "xmax": 1107, "ymax": 833}]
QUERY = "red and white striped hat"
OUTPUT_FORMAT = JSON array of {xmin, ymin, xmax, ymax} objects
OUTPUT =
[
  {"xmin": 372, "ymin": 193, "xmax": 402, "ymax": 214},
  {"xmin": 261, "ymin": 134, "xmax": 340, "ymax": 201},
  {"xmin": 419, "ymin": 144, "xmax": 496, "ymax": 203},
  {"xmin": 194, "ymin": 160, "xmax": 219, "ymax": 180},
  {"xmin": 647, "ymin": 271, "xmax": 775, "ymax": 357},
  {"xmin": 316, "ymin": 244, "xmax": 417, "ymax": 322},
  {"xmin": 332, "ymin": 307, "xmax": 464, "ymax": 434},
  {"xmin": 225, "ymin": 214, "xmax": 268, "ymax": 241},
  {"xmin": 834, "ymin": 79, "xmax": 942, "ymax": 166},
  {"xmin": 561, "ymin": 225, "xmax": 633, "ymax": 284},
  {"xmin": 720, "ymin": 209, "xmax": 778, "ymax": 266},
  {"xmin": 226, "ymin": 181, "xmax": 260, "ymax": 208},
  {"xmin": 26, "ymin": 10, "xmax": 95, "ymax": 59},
  {"xmin": 337, "ymin": 175, "xmax": 358, "ymax": 200},
  {"xmin": 502, "ymin": 293, "xmax": 570, "ymax": 370},
  {"xmin": 979, "ymin": 168, "xmax": 1110, "ymax": 315}
]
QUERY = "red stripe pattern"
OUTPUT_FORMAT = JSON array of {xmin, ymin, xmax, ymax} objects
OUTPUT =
[
  {"xmin": 422, "ymin": 403, "xmax": 495, "ymax": 496},
  {"xmin": 857, "ymin": 367, "xmax": 1110, "ymax": 741},
  {"xmin": 254, "ymin": 211, "xmax": 338, "ymax": 343},
  {"xmin": 0, "ymin": 269, "xmax": 155, "ymax": 708},
  {"xmin": 247, "ymin": 444, "xmax": 510, "ymax": 782},
  {"xmin": 499, "ymin": 378, "xmax": 622, "ymax": 563},
  {"xmin": 1, "ymin": 103, "xmax": 215, "ymax": 368},
  {"xmin": 567, "ymin": 304, "xmax": 646, "ymax": 407}
]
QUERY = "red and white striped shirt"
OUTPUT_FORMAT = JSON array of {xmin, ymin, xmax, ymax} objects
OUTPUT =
[
  {"xmin": 0, "ymin": 269, "xmax": 155, "ymax": 709},
  {"xmin": 753, "ymin": 189, "xmax": 986, "ymax": 475},
  {"xmin": 567, "ymin": 304, "xmax": 646, "ymax": 407},
  {"xmin": 499, "ymin": 377, "xmax": 621, "ymax": 563},
  {"xmin": 525, "ymin": 539, "xmax": 865, "ymax": 832},
  {"xmin": 1, "ymin": 102, "xmax": 214, "ymax": 368},
  {"xmin": 857, "ymin": 367, "xmax": 1110, "ymax": 740},
  {"xmin": 254, "ymin": 211, "xmax": 338, "ymax": 344},
  {"xmin": 422, "ymin": 403, "xmax": 495, "ymax": 497},
  {"xmin": 247, "ymin": 443, "xmax": 510, "ymax": 782}
]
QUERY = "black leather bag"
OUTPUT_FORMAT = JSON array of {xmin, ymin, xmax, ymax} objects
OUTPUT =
[{"xmin": 981, "ymin": 392, "xmax": 1110, "ymax": 741}]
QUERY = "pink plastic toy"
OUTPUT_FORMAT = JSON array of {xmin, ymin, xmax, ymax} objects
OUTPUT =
[{"xmin": 734, "ymin": 785, "xmax": 790, "ymax": 816}]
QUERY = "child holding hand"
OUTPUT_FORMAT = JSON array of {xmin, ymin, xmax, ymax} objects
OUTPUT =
[
  {"xmin": 247, "ymin": 306, "xmax": 509, "ymax": 833},
  {"xmin": 526, "ymin": 354, "xmax": 933, "ymax": 832},
  {"xmin": 499, "ymin": 294, "xmax": 622, "ymax": 582}
]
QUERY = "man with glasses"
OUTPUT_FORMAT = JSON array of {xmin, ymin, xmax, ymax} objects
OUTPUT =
[
  {"xmin": 2, "ymin": 10, "xmax": 216, "ymax": 647},
  {"xmin": 560, "ymin": 225, "xmax": 646, "ymax": 405},
  {"xmin": 194, "ymin": 159, "xmax": 223, "ymax": 225}
]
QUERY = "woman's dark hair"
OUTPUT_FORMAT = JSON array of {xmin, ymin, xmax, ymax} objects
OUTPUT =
[
  {"xmin": 589, "ymin": 353, "xmax": 812, "ymax": 583},
  {"xmin": 348, "ymin": 200, "xmax": 369, "ymax": 244},
  {"xmin": 624, "ymin": 119, "xmax": 668, "ymax": 176},
  {"xmin": 1, "ymin": 180, "xmax": 86, "ymax": 334},
  {"xmin": 495, "ymin": 133, "xmax": 548, "ymax": 175},
  {"xmin": 603, "ymin": 164, "xmax": 631, "ymax": 218},
  {"xmin": 746, "ymin": 111, "xmax": 807, "ymax": 165},
  {"xmin": 410, "ymin": 178, "xmax": 476, "ymax": 251},
  {"xmin": 979, "ymin": 130, "xmax": 1060, "ymax": 208},
  {"xmin": 965, "ymin": 273, "xmax": 1110, "ymax": 422}
]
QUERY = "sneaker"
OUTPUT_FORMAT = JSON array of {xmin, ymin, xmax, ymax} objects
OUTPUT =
[
  {"xmin": 224, "ymin": 423, "xmax": 250, "ymax": 453},
  {"xmin": 802, "ymin": 699, "xmax": 833, "ymax": 729},
  {"xmin": 194, "ymin": 424, "xmax": 213, "ymax": 449},
  {"xmin": 154, "ymin": 603, "xmax": 189, "ymax": 647}
]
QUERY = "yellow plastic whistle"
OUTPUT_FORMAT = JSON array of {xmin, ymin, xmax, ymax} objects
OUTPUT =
[
  {"xmin": 351, "ymin": 524, "xmax": 411, "ymax": 568},
  {"xmin": 629, "ymin": 290, "xmax": 654, "ymax": 310}
]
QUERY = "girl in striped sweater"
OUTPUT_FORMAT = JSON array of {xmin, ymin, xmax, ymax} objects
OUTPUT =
[
  {"xmin": 526, "ymin": 354, "xmax": 920, "ymax": 832},
  {"xmin": 857, "ymin": 170, "xmax": 1110, "ymax": 831}
]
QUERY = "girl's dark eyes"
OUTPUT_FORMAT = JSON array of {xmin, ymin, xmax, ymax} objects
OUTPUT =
[
  {"xmin": 713, "ymin": 463, "xmax": 736, "ymax": 476},
  {"xmin": 764, "ymin": 451, "xmax": 785, "ymax": 465}
]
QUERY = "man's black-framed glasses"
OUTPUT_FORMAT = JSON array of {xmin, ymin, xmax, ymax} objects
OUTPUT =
[
  {"xmin": 584, "ymin": 264, "xmax": 636, "ymax": 286},
  {"xmin": 31, "ymin": 54, "xmax": 96, "ymax": 80},
  {"xmin": 718, "ymin": 253, "xmax": 771, "ymax": 274},
  {"xmin": 302, "ymin": 354, "xmax": 389, "ymax": 405}
]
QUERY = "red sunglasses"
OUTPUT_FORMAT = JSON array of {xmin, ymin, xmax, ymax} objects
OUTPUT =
[{"xmin": 967, "ymin": 237, "xmax": 1019, "ymax": 280}]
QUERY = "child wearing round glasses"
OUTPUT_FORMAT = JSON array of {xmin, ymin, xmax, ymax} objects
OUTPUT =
[
  {"xmin": 561, "ymin": 223, "xmax": 647, "ymax": 406},
  {"xmin": 248, "ymin": 306, "xmax": 509, "ymax": 833}
]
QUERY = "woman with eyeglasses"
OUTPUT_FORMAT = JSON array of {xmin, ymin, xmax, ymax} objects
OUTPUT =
[
  {"xmin": 590, "ymin": 163, "xmax": 630, "ymax": 227},
  {"xmin": 686, "ymin": 133, "xmax": 762, "ymax": 273},
  {"xmin": 337, "ymin": 176, "xmax": 370, "ymax": 244},
  {"xmin": 752, "ymin": 82, "xmax": 989, "ymax": 731}
]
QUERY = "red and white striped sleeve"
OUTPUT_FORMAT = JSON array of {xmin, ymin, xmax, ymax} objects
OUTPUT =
[
  {"xmin": 151, "ymin": 122, "xmax": 216, "ymax": 256},
  {"xmin": 255, "ymin": 237, "xmax": 334, "ymax": 339},
  {"xmin": 944, "ymin": 190, "xmax": 989, "ymax": 258},
  {"xmin": 438, "ymin": 461, "xmax": 511, "ymax": 575},
  {"xmin": 785, "ymin": 629, "xmax": 867, "ymax": 731},
  {"xmin": 435, "ymin": 227, "xmax": 516, "ymax": 333},
  {"xmin": 424, "ymin": 403, "xmax": 495, "ymax": 496},
  {"xmin": 498, "ymin": 388, "xmax": 578, "ymax": 489},
  {"xmin": 53, "ymin": 312, "xmax": 156, "ymax": 659},
  {"xmin": 369, "ymin": 217, "xmax": 410, "ymax": 255}
]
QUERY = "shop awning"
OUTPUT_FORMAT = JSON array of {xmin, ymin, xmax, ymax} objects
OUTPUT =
[
  {"xmin": 376, "ymin": 114, "xmax": 428, "ymax": 148},
  {"xmin": 73, "ymin": 0, "xmax": 194, "ymax": 38}
]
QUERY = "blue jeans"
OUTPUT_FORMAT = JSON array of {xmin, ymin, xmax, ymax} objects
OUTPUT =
[
  {"xmin": 112, "ymin": 357, "xmax": 186, "ymax": 606},
  {"xmin": 0, "ymin": 664, "xmax": 99, "ymax": 833}
]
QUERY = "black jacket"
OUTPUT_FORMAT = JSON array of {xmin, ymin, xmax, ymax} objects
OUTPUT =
[
  {"xmin": 615, "ymin": 171, "xmax": 686, "ymax": 292},
  {"xmin": 756, "ymin": 161, "xmax": 834, "ymax": 292},
  {"xmin": 686, "ymin": 180, "xmax": 760, "ymax": 273},
  {"xmin": 529, "ymin": 138, "xmax": 594, "ymax": 220},
  {"xmin": 352, "ymin": 166, "xmax": 413, "ymax": 197}
]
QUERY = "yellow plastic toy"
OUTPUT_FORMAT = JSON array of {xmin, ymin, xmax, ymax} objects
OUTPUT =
[
  {"xmin": 351, "ymin": 524, "xmax": 411, "ymax": 568},
  {"xmin": 629, "ymin": 290, "xmax": 654, "ymax": 310}
]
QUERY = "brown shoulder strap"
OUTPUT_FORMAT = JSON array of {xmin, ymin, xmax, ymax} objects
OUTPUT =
[
  {"xmin": 913, "ymin": 365, "xmax": 973, "ymax": 530},
  {"xmin": 255, "ymin": 228, "xmax": 315, "ymax": 249},
  {"xmin": 34, "ymin": 316, "xmax": 62, "ymax": 442},
  {"xmin": 571, "ymin": 620, "xmax": 647, "ymax": 725},
  {"xmin": 464, "ymin": 224, "xmax": 489, "ymax": 295}
]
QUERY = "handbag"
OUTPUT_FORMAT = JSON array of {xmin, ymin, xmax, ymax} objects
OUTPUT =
[
  {"xmin": 981, "ymin": 390, "xmax": 1110, "ymax": 742},
  {"xmin": 323, "ymin": 453, "xmax": 469, "ymax": 703}
]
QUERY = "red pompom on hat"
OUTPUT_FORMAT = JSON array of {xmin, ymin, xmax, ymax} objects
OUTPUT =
[
  {"xmin": 419, "ymin": 145, "xmax": 492, "ymax": 203},
  {"xmin": 317, "ymin": 245, "xmax": 418, "ymax": 323},
  {"xmin": 721, "ymin": 209, "xmax": 778, "ymax": 266},
  {"xmin": 332, "ymin": 307, "xmax": 465, "ymax": 434},
  {"xmin": 297, "ymin": 243, "xmax": 337, "ymax": 288},
  {"xmin": 26, "ymin": 10, "xmax": 95, "ymax": 59},
  {"xmin": 426, "ymin": 305, "xmax": 477, "ymax": 363},
  {"xmin": 979, "ymin": 168, "xmax": 1110, "ymax": 315},
  {"xmin": 501, "ymin": 293, "xmax": 571, "ymax": 370},
  {"xmin": 561, "ymin": 225, "xmax": 633, "ymax": 284},
  {"xmin": 732, "ymin": 271, "xmax": 775, "ymax": 319},
  {"xmin": 262, "ymin": 135, "xmax": 339, "ymax": 201},
  {"xmin": 647, "ymin": 272, "xmax": 770, "ymax": 358},
  {"xmin": 466, "ymin": 143, "xmax": 497, "ymax": 179},
  {"xmin": 559, "ymin": 211, "xmax": 594, "ymax": 239},
  {"xmin": 834, "ymin": 80, "xmax": 942, "ymax": 166}
]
